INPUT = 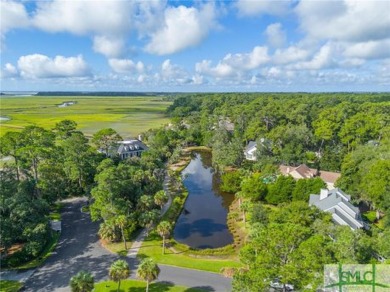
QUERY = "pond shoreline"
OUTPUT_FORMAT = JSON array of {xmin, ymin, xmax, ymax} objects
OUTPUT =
[{"xmin": 165, "ymin": 146, "xmax": 241, "ymax": 256}]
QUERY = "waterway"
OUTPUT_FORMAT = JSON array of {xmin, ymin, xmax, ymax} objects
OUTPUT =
[{"xmin": 173, "ymin": 151, "xmax": 234, "ymax": 249}]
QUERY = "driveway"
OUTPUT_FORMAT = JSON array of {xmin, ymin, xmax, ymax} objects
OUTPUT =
[{"xmin": 23, "ymin": 197, "xmax": 118, "ymax": 292}]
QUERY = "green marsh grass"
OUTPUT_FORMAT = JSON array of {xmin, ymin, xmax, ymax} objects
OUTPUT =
[{"xmin": 0, "ymin": 96, "xmax": 171, "ymax": 137}]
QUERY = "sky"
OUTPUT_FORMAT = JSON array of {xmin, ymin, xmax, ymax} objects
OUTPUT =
[{"xmin": 1, "ymin": 0, "xmax": 390, "ymax": 92}]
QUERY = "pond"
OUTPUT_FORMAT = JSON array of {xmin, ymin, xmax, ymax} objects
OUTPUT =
[
  {"xmin": 173, "ymin": 151, "xmax": 234, "ymax": 249},
  {"xmin": 0, "ymin": 116, "xmax": 10, "ymax": 122}
]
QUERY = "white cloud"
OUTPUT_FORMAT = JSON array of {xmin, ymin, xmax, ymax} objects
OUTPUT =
[
  {"xmin": 290, "ymin": 43, "xmax": 336, "ymax": 70},
  {"xmin": 161, "ymin": 59, "xmax": 186, "ymax": 80},
  {"xmin": 296, "ymin": 0, "xmax": 390, "ymax": 43},
  {"xmin": 32, "ymin": 1, "xmax": 133, "ymax": 57},
  {"xmin": 1, "ymin": 63, "xmax": 18, "ymax": 78},
  {"xmin": 33, "ymin": 1, "xmax": 133, "ymax": 35},
  {"xmin": 108, "ymin": 58, "xmax": 145, "ymax": 74},
  {"xmin": 343, "ymin": 39, "xmax": 390, "ymax": 60},
  {"xmin": 192, "ymin": 74, "xmax": 204, "ymax": 85},
  {"xmin": 236, "ymin": 0, "xmax": 291, "ymax": 16},
  {"xmin": 93, "ymin": 36, "xmax": 126, "ymax": 58},
  {"xmin": 196, "ymin": 60, "xmax": 235, "ymax": 78},
  {"xmin": 265, "ymin": 23, "xmax": 286, "ymax": 48},
  {"xmin": 145, "ymin": 4, "xmax": 217, "ymax": 55},
  {"xmin": 0, "ymin": 0, "xmax": 30, "ymax": 49},
  {"xmin": 17, "ymin": 54, "xmax": 90, "ymax": 78},
  {"xmin": 196, "ymin": 46, "xmax": 270, "ymax": 78},
  {"xmin": 273, "ymin": 46, "xmax": 310, "ymax": 65}
]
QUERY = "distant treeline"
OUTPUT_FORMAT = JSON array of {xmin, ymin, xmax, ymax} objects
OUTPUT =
[{"xmin": 35, "ymin": 91, "xmax": 179, "ymax": 97}]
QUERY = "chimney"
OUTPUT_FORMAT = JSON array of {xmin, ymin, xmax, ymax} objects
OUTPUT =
[
  {"xmin": 138, "ymin": 134, "xmax": 142, "ymax": 141},
  {"xmin": 320, "ymin": 189, "xmax": 329, "ymax": 200}
]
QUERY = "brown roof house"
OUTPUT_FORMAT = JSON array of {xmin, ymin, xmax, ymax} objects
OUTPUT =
[{"xmin": 279, "ymin": 164, "xmax": 341, "ymax": 190}]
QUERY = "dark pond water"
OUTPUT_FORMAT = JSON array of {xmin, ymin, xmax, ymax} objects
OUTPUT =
[{"xmin": 173, "ymin": 151, "xmax": 234, "ymax": 249}]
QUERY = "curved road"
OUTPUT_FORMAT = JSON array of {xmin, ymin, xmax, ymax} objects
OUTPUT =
[{"xmin": 22, "ymin": 197, "xmax": 232, "ymax": 291}]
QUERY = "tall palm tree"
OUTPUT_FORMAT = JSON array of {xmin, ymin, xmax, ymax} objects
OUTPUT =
[
  {"xmin": 154, "ymin": 191, "xmax": 168, "ymax": 210},
  {"xmin": 139, "ymin": 210, "xmax": 159, "ymax": 236},
  {"xmin": 109, "ymin": 259, "xmax": 130, "ymax": 292},
  {"xmin": 156, "ymin": 221, "xmax": 171, "ymax": 254},
  {"xmin": 69, "ymin": 270, "xmax": 94, "ymax": 292},
  {"xmin": 115, "ymin": 215, "xmax": 128, "ymax": 249},
  {"xmin": 136, "ymin": 258, "xmax": 160, "ymax": 292}
]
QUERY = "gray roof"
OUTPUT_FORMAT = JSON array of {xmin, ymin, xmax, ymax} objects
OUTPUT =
[
  {"xmin": 310, "ymin": 189, "xmax": 357, "ymax": 213},
  {"xmin": 245, "ymin": 141, "xmax": 257, "ymax": 153},
  {"xmin": 309, "ymin": 188, "xmax": 362, "ymax": 229},
  {"xmin": 116, "ymin": 140, "xmax": 148, "ymax": 155}
]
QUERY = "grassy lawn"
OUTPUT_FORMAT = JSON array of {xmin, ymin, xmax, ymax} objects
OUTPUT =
[
  {"xmin": 94, "ymin": 279, "xmax": 207, "ymax": 292},
  {"xmin": 101, "ymin": 240, "xmax": 131, "ymax": 257},
  {"xmin": 15, "ymin": 232, "xmax": 60, "ymax": 270},
  {"xmin": 0, "ymin": 96, "xmax": 171, "ymax": 137},
  {"xmin": 138, "ymin": 233, "xmax": 242, "ymax": 274},
  {"xmin": 0, "ymin": 280, "xmax": 22, "ymax": 292}
]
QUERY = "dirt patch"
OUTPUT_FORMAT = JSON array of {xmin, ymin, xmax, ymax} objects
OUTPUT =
[{"xmin": 1, "ymin": 243, "xmax": 24, "ymax": 256}]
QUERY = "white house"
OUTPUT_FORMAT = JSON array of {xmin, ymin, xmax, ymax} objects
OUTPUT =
[
  {"xmin": 244, "ymin": 138, "xmax": 272, "ymax": 161},
  {"xmin": 244, "ymin": 141, "xmax": 257, "ymax": 161},
  {"xmin": 309, "ymin": 188, "xmax": 364, "ymax": 230}
]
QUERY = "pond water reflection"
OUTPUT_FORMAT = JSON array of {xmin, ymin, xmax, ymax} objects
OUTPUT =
[{"xmin": 173, "ymin": 151, "xmax": 234, "ymax": 249}]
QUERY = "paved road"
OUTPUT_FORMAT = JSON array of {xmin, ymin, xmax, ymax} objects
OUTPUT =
[
  {"xmin": 23, "ymin": 197, "xmax": 118, "ymax": 292},
  {"xmin": 158, "ymin": 265, "xmax": 232, "ymax": 292},
  {"xmin": 22, "ymin": 197, "xmax": 232, "ymax": 291}
]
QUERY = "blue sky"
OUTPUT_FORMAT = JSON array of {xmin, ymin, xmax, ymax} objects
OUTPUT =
[{"xmin": 1, "ymin": 0, "xmax": 390, "ymax": 92}]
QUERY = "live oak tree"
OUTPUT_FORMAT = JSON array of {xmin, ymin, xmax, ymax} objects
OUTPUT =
[
  {"xmin": 92, "ymin": 128, "xmax": 122, "ymax": 156},
  {"xmin": 0, "ymin": 131, "xmax": 23, "ymax": 181}
]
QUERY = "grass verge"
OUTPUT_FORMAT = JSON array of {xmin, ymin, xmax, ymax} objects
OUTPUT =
[
  {"xmin": 101, "ymin": 240, "xmax": 131, "ymax": 257},
  {"xmin": 49, "ymin": 202, "xmax": 63, "ymax": 221},
  {"xmin": 138, "ymin": 233, "xmax": 242, "ymax": 273},
  {"xmin": 94, "ymin": 280, "xmax": 207, "ymax": 292},
  {"xmin": 0, "ymin": 280, "xmax": 22, "ymax": 292}
]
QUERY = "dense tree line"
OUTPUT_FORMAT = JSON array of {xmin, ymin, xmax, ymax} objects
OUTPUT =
[
  {"xmin": 165, "ymin": 93, "xmax": 390, "ymax": 290},
  {"xmin": 167, "ymin": 93, "xmax": 390, "ymax": 215},
  {"xmin": 0, "ymin": 121, "xmax": 104, "ymax": 265},
  {"xmin": 0, "ymin": 120, "xmax": 170, "ymax": 265}
]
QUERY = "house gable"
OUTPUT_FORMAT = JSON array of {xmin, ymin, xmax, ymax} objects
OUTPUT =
[{"xmin": 309, "ymin": 188, "xmax": 364, "ymax": 230}]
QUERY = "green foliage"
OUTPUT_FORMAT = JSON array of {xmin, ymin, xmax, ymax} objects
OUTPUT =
[
  {"xmin": 70, "ymin": 270, "xmax": 94, "ymax": 292},
  {"xmin": 240, "ymin": 173, "xmax": 267, "ymax": 202},
  {"xmin": 109, "ymin": 260, "xmax": 130, "ymax": 292},
  {"xmin": 250, "ymin": 203, "xmax": 269, "ymax": 225},
  {"xmin": 91, "ymin": 128, "xmax": 122, "ymax": 156},
  {"xmin": 220, "ymin": 171, "xmax": 242, "ymax": 193},
  {"xmin": 0, "ymin": 280, "xmax": 23, "ymax": 292},
  {"xmin": 212, "ymin": 128, "xmax": 244, "ymax": 168},
  {"xmin": 136, "ymin": 258, "xmax": 160, "ymax": 292},
  {"xmin": 292, "ymin": 177, "xmax": 326, "ymax": 201},
  {"xmin": 265, "ymin": 175, "xmax": 295, "ymax": 204},
  {"xmin": 154, "ymin": 190, "xmax": 168, "ymax": 210},
  {"xmin": 157, "ymin": 221, "xmax": 172, "ymax": 254}
]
